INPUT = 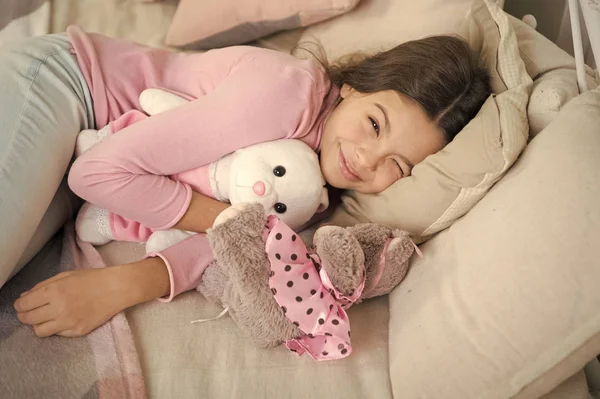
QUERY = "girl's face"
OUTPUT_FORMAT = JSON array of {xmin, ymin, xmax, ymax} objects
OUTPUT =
[{"xmin": 320, "ymin": 85, "xmax": 445, "ymax": 194}]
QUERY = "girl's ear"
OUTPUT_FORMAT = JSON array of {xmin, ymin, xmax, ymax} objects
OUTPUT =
[{"xmin": 340, "ymin": 84, "xmax": 356, "ymax": 99}]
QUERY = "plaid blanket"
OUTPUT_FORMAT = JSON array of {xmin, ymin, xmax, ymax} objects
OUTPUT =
[{"xmin": 0, "ymin": 223, "xmax": 146, "ymax": 399}]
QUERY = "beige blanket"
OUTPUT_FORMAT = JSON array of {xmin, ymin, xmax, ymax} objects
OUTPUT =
[{"xmin": 97, "ymin": 239, "xmax": 393, "ymax": 398}]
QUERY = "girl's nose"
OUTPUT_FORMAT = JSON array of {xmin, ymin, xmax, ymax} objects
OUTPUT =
[{"xmin": 253, "ymin": 181, "xmax": 266, "ymax": 196}]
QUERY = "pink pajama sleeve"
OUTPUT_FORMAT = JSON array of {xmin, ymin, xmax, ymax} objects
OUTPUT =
[
  {"xmin": 146, "ymin": 233, "xmax": 214, "ymax": 302},
  {"xmin": 68, "ymin": 64, "xmax": 315, "ymax": 230},
  {"xmin": 67, "ymin": 64, "xmax": 319, "ymax": 301}
]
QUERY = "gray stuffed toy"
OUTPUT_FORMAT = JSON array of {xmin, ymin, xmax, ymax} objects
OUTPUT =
[{"xmin": 199, "ymin": 202, "xmax": 418, "ymax": 361}]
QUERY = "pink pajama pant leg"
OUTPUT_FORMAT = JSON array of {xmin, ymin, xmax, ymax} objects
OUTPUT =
[{"xmin": 98, "ymin": 110, "xmax": 155, "ymax": 243}]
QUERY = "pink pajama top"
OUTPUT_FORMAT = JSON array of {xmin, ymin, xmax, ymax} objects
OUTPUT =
[{"xmin": 65, "ymin": 26, "xmax": 339, "ymax": 301}]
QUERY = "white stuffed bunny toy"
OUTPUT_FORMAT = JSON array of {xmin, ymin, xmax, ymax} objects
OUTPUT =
[{"xmin": 75, "ymin": 89, "xmax": 329, "ymax": 253}]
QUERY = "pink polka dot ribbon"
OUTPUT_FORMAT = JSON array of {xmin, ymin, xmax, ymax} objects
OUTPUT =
[{"xmin": 265, "ymin": 216, "xmax": 364, "ymax": 361}]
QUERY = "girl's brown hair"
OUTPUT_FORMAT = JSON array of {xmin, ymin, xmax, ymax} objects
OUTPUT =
[{"xmin": 294, "ymin": 36, "xmax": 491, "ymax": 143}]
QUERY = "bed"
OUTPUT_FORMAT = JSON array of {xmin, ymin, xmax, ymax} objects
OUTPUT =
[{"xmin": 1, "ymin": 0, "xmax": 600, "ymax": 398}]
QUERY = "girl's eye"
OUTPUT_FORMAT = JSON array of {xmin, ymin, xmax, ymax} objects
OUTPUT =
[{"xmin": 369, "ymin": 117, "xmax": 380, "ymax": 135}]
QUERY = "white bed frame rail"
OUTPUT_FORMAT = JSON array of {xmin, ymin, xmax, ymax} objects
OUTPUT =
[{"xmin": 569, "ymin": 0, "xmax": 600, "ymax": 92}]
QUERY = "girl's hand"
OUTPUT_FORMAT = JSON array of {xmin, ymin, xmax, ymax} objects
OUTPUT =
[
  {"xmin": 14, "ymin": 268, "xmax": 128, "ymax": 337},
  {"xmin": 14, "ymin": 257, "xmax": 170, "ymax": 337}
]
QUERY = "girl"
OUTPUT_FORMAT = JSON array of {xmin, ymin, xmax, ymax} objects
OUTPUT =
[{"xmin": 2, "ymin": 26, "xmax": 490, "ymax": 338}]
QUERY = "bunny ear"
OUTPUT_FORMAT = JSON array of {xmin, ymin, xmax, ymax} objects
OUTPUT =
[{"xmin": 316, "ymin": 186, "xmax": 329, "ymax": 213}]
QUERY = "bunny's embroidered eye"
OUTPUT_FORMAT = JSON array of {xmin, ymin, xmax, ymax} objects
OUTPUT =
[
  {"xmin": 274, "ymin": 203, "xmax": 287, "ymax": 214},
  {"xmin": 273, "ymin": 166, "xmax": 286, "ymax": 177}
]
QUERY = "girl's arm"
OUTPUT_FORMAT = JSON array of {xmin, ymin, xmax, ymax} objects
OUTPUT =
[
  {"xmin": 172, "ymin": 191, "xmax": 229, "ymax": 233},
  {"xmin": 14, "ymin": 257, "xmax": 170, "ymax": 337},
  {"xmin": 68, "ymin": 65, "xmax": 318, "ymax": 232},
  {"xmin": 89, "ymin": 110, "xmax": 230, "ymax": 233},
  {"xmin": 15, "ymin": 229, "xmax": 217, "ymax": 336}
]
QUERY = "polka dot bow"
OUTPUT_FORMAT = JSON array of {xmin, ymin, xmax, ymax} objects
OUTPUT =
[{"xmin": 265, "ymin": 216, "xmax": 365, "ymax": 361}]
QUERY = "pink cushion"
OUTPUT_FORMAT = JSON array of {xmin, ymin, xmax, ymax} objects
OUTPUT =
[{"xmin": 165, "ymin": 0, "xmax": 360, "ymax": 49}]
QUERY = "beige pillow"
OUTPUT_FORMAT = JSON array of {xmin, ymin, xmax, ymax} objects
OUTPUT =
[
  {"xmin": 388, "ymin": 85, "xmax": 600, "ymax": 399},
  {"xmin": 507, "ymin": 14, "xmax": 599, "ymax": 138},
  {"xmin": 299, "ymin": 0, "xmax": 474, "ymax": 60},
  {"xmin": 327, "ymin": 0, "xmax": 532, "ymax": 242},
  {"xmin": 527, "ymin": 69, "xmax": 580, "ymax": 138},
  {"xmin": 165, "ymin": 0, "xmax": 360, "ymax": 49},
  {"xmin": 50, "ymin": 0, "xmax": 177, "ymax": 48}
]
